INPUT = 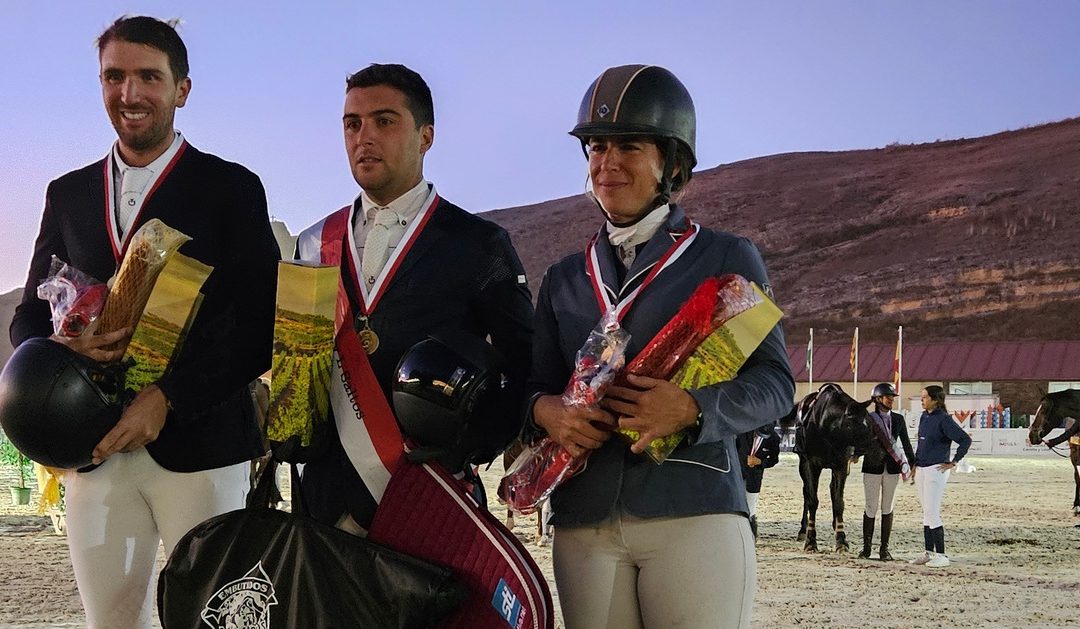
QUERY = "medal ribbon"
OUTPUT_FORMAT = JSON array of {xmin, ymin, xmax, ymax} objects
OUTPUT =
[
  {"xmin": 750, "ymin": 433, "xmax": 764, "ymax": 457},
  {"xmin": 102, "ymin": 139, "xmax": 188, "ymax": 264},
  {"xmin": 343, "ymin": 187, "xmax": 440, "ymax": 315},
  {"xmin": 585, "ymin": 220, "xmax": 699, "ymax": 321}
]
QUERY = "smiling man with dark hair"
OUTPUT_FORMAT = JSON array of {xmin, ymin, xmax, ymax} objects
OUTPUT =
[{"xmin": 10, "ymin": 15, "xmax": 278, "ymax": 627}]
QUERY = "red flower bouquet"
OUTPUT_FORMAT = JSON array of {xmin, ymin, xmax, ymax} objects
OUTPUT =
[{"xmin": 615, "ymin": 274, "xmax": 783, "ymax": 462}]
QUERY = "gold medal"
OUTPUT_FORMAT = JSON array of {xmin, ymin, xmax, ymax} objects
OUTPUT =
[
  {"xmin": 358, "ymin": 327, "xmax": 380, "ymax": 354},
  {"xmin": 355, "ymin": 315, "xmax": 379, "ymax": 354}
]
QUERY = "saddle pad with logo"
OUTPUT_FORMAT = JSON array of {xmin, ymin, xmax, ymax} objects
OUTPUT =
[
  {"xmin": 369, "ymin": 457, "xmax": 554, "ymax": 629},
  {"xmin": 158, "ymin": 507, "xmax": 466, "ymax": 629}
]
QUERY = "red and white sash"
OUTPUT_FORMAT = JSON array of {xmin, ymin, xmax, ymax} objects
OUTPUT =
[{"xmin": 315, "ymin": 190, "xmax": 438, "ymax": 502}]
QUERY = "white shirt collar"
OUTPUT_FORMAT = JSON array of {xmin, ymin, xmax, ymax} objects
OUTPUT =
[
  {"xmin": 357, "ymin": 179, "xmax": 431, "ymax": 225},
  {"xmin": 112, "ymin": 131, "xmax": 185, "ymax": 175}
]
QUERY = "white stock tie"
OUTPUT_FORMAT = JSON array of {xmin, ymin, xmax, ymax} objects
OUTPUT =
[
  {"xmin": 361, "ymin": 208, "xmax": 404, "ymax": 285},
  {"xmin": 118, "ymin": 167, "xmax": 152, "ymax": 237}
]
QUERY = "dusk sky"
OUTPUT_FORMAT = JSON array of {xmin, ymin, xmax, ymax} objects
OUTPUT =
[{"xmin": 2, "ymin": 2, "xmax": 1079, "ymax": 292}]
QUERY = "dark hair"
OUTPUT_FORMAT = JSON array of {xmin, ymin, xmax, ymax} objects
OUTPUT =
[
  {"xmin": 924, "ymin": 385, "xmax": 948, "ymax": 412},
  {"xmin": 346, "ymin": 64, "xmax": 434, "ymax": 128},
  {"xmin": 97, "ymin": 15, "xmax": 189, "ymax": 81}
]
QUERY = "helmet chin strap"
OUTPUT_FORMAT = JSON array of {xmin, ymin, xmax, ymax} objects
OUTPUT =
[{"xmin": 587, "ymin": 137, "xmax": 679, "ymax": 227}]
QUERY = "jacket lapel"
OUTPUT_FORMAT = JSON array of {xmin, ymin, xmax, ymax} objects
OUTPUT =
[{"xmin": 376, "ymin": 196, "xmax": 446, "ymax": 295}]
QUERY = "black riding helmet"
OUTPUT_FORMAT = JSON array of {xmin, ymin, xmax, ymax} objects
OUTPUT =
[
  {"xmin": 570, "ymin": 64, "xmax": 697, "ymax": 214},
  {"xmin": 0, "ymin": 337, "xmax": 125, "ymax": 468},
  {"xmin": 392, "ymin": 333, "xmax": 513, "ymax": 473},
  {"xmin": 872, "ymin": 382, "xmax": 899, "ymax": 398}
]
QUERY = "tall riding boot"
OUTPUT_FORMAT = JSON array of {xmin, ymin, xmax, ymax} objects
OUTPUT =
[
  {"xmin": 879, "ymin": 512, "xmax": 894, "ymax": 561},
  {"xmin": 858, "ymin": 514, "xmax": 874, "ymax": 558},
  {"xmin": 749, "ymin": 515, "xmax": 758, "ymax": 541},
  {"xmin": 932, "ymin": 526, "xmax": 945, "ymax": 555}
]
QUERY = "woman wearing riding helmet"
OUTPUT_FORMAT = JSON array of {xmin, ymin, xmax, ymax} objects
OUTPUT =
[{"xmin": 522, "ymin": 65, "xmax": 794, "ymax": 629}]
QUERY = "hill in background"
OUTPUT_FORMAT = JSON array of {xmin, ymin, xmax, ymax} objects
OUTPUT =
[{"xmin": 484, "ymin": 117, "xmax": 1080, "ymax": 346}]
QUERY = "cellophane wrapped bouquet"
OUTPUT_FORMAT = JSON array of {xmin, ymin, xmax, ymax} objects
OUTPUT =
[
  {"xmin": 36, "ymin": 256, "xmax": 108, "ymax": 337},
  {"xmin": 615, "ymin": 274, "xmax": 782, "ymax": 463},
  {"xmin": 497, "ymin": 310, "xmax": 629, "ymax": 515},
  {"xmin": 34, "ymin": 257, "xmax": 109, "ymax": 511}
]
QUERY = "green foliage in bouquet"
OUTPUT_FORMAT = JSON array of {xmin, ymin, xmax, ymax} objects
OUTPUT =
[{"xmin": 619, "ymin": 327, "xmax": 749, "ymax": 462}]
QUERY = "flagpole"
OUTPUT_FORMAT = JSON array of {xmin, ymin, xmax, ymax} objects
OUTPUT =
[
  {"xmin": 897, "ymin": 325, "xmax": 903, "ymax": 402},
  {"xmin": 807, "ymin": 328, "xmax": 814, "ymax": 392},
  {"xmin": 852, "ymin": 327, "xmax": 859, "ymax": 399}
]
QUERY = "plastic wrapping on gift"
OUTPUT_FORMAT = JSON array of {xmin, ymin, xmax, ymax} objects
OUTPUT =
[
  {"xmin": 498, "ymin": 310, "xmax": 629, "ymax": 515},
  {"xmin": 561, "ymin": 309, "xmax": 630, "ymax": 407},
  {"xmin": 497, "ymin": 438, "xmax": 587, "ymax": 515},
  {"xmin": 36, "ymin": 256, "xmax": 108, "ymax": 337},
  {"xmin": 615, "ymin": 275, "xmax": 782, "ymax": 463},
  {"xmin": 97, "ymin": 219, "xmax": 191, "ymax": 352}
]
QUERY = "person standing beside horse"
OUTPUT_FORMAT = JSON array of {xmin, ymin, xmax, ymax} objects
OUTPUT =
[
  {"xmin": 738, "ymin": 422, "xmax": 782, "ymax": 541},
  {"xmin": 910, "ymin": 385, "xmax": 971, "ymax": 568},
  {"xmin": 859, "ymin": 382, "xmax": 915, "ymax": 561},
  {"xmin": 525, "ymin": 64, "xmax": 794, "ymax": 629}
]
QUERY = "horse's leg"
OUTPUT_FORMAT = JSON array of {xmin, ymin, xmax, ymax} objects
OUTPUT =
[
  {"xmin": 830, "ymin": 464, "xmax": 850, "ymax": 553},
  {"xmin": 1072, "ymin": 445, "xmax": 1080, "ymax": 516},
  {"xmin": 797, "ymin": 455, "xmax": 810, "ymax": 541},
  {"xmin": 503, "ymin": 447, "xmax": 519, "ymax": 528},
  {"xmin": 803, "ymin": 461, "xmax": 821, "ymax": 552}
]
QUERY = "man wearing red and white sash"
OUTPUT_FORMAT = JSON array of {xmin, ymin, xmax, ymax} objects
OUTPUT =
[
  {"xmin": 10, "ymin": 16, "xmax": 278, "ymax": 628},
  {"xmin": 295, "ymin": 63, "xmax": 533, "ymax": 534}
]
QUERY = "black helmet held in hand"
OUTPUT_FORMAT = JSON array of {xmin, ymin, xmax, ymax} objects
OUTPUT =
[
  {"xmin": 392, "ymin": 333, "xmax": 513, "ymax": 474},
  {"xmin": 0, "ymin": 338, "xmax": 125, "ymax": 469},
  {"xmin": 872, "ymin": 382, "xmax": 899, "ymax": 399}
]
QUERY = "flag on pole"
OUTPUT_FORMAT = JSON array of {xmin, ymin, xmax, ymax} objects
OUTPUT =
[{"xmin": 849, "ymin": 328, "xmax": 858, "ymax": 374}]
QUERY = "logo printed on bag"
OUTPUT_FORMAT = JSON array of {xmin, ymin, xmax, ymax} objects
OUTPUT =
[
  {"xmin": 491, "ymin": 578, "xmax": 525, "ymax": 629},
  {"xmin": 201, "ymin": 562, "xmax": 278, "ymax": 629}
]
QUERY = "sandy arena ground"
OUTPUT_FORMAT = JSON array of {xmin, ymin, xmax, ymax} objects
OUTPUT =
[{"xmin": 1, "ymin": 454, "xmax": 1078, "ymax": 628}]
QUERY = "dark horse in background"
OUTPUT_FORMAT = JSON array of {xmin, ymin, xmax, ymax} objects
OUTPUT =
[
  {"xmin": 781, "ymin": 383, "xmax": 872, "ymax": 552},
  {"xmin": 1027, "ymin": 388, "xmax": 1080, "ymax": 519}
]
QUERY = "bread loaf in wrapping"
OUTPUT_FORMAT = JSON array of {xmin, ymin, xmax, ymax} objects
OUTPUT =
[{"xmin": 96, "ymin": 219, "xmax": 191, "ymax": 352}]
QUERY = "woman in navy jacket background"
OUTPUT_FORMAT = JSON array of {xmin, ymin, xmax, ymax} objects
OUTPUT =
[{"xmin": 910, "ymin": 385, "xmax": 972, "ymax": 568}]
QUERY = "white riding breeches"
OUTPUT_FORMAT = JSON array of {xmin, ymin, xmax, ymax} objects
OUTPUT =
[
  {"xmin": 553, "ymin": 512, "xmax": 755, "ymax": 629},
  {"xmin": 64, "ymin": 449, "xmax": 249, "ymax": 629},
  {"xmin": 862, "ymin": 472, "xmax": 901, "ymax": 517},
  {"xmin": 914, "ymin": 464, "xmax": 950, "ymax": 528}
]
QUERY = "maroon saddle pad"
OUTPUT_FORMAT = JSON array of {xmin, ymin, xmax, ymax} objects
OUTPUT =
[{"xmin": 369, "ymin": 457, "xmax": 554, "ymax": 629}]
